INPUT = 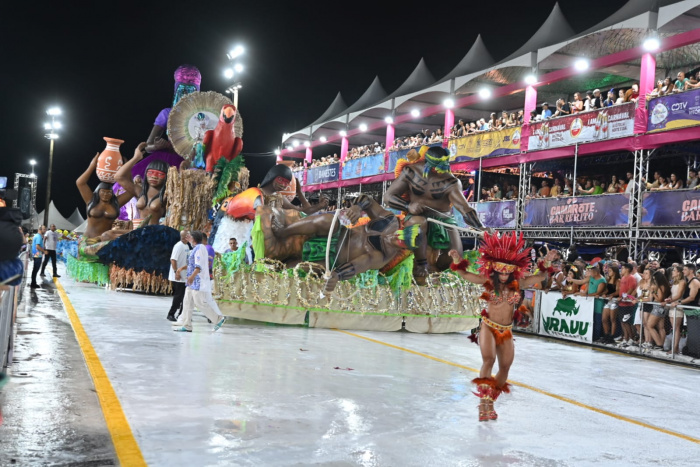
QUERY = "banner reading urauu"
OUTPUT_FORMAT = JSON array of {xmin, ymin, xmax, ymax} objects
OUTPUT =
[
  {"xmin": 539, "ymin": 292, "xmax": 595, "ymax": 344},
  {"xmin": 528, "ymin": 103, "xmax": 635, "ymax": 150}
]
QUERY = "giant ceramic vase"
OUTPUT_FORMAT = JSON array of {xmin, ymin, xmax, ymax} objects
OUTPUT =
[{"xmin": 96, "ymin": 137, "xmax": 124, "ymax": 183}]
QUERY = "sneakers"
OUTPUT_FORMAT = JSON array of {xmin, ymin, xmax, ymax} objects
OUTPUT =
[
  {"xmin": 627, "ymin": 339, "xmax": 636, "ymax": 346},
  {"xmin": 641, "ymin": 342, "xmax": 652, "ymax": 349},
  {"xmin": 173, "ymin": 326, "xmax": 192, "ymax": 332},
  {"xmin": 213, "ymin": 316, "xmax": 226, "ymax": 332},
  {"xmin": 613, "ymin": 335, "xmax": 623, "ymax": 342}
]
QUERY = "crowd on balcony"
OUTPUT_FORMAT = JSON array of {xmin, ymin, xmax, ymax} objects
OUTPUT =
[
  {"xmin": 346, "ymin": 143, "xmax": 385, "ymax": 160},
  {"xmin": 478, "ymin": 167, "xmax": 698, "ymax": 202},
  {"xmin": 308, "ymin": 154, "xmax": 340, "ymax": 168},
  {"xmin": 647, "ymin": 71, "xmax": 700, "ymax": 99}
]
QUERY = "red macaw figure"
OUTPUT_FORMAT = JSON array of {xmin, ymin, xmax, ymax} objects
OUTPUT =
[{"xmin": 204, "ymin": 104, "xmax": 243, "ymax": 172}]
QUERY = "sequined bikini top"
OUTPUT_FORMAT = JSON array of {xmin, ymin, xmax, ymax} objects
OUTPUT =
[{"xmin": 483, "ymin": 280, "xmax": 521, "ymax": 305}]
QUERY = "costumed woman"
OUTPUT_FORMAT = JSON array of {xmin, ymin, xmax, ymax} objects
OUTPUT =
[
  {"xmin": 115, "ymin": 142, "xmax": 168, "ymax": 226},
  {"xmin": 448, "ymin": 232, "xmax": 557, "ymax": 421},
  {"xmin": 76, "ymin": 153, "xmax": 135, "ymax": 258}
]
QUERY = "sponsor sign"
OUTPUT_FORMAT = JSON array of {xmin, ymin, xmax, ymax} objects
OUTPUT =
[
  {"xmin": 448, "ymin": 127, "xmax": 521, "ymax": 162},
  {"xmin": 460, "ymin": 200, "xmax": 517, "ymax": 228},
  {"xmin": 642, "ymin": 190, "xmax": 700, "ymax": 226},
  {"xmin": 528, "ymin": 103, "xmax": 635, "ymax": 150},
  {"xmin": 306, "ymin": 163, "xmax": 339, "ymax": 185},
  {"xmin": 539, "ymin": 292, "xmax": 594, "ymax": 343},
  {"xmin": 647, "ymin": 88, "xmax": 700, "ymax": 133},
  {"xmin": 342, "ymin": 153, "xmax": 385, "ymax": 180},
  {"xmin": 523, "ymin": 194, "xmax": 630, "ymax": 227}
]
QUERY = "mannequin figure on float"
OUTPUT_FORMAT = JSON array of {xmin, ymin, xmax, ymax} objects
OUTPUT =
[
  {"xmin": 145, "ymin": 64, "xmax": 202, "ymax": 155},
  {"xmin": 115, "ymin": 143, "xmax": 168, "ymax": 226},
  {"xmin": 384, "ymin": 145, "xmax": 485, "ymax": 282},
  {"xmin": 76, "ymin": 154, "xmax": 134, "ymax": 258}
]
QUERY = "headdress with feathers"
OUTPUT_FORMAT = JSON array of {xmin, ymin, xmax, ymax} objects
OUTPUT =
[{"xmin": 478, "ymin": 231, "xmax": 532, "ymax": 280}]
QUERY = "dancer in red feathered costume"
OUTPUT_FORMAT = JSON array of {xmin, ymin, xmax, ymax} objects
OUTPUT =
[
  {"xmin": 448, "ymin": 231, "xmax": 557, "ymax": 422},
  {"xmin": 204, "ymin": 104, "xmax": 243, "ymax": 173}
]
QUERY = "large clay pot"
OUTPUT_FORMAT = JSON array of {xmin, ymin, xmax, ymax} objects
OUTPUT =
[{"xmin": 96, "ymin": 137, "xmax": 124, "ymax": 182}]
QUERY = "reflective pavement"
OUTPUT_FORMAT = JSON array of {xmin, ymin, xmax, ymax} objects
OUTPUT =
[{"xmin": 2, "ymin": 263, "xmax": 700, "ymax": 466}]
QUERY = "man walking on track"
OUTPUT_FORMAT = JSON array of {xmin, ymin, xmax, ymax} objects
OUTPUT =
[
  {"xmin": 30, "ymin": 225, "xmax": 47, "ymax": 288},
  {"xmin": 41, "ymin": 224, "xmax": 60, "ymax": 278},
  {"xmin": 172, "ymin": 231, "xmax": 225, "ymax": 333},
  {"xmin": 167, "ymin": 230, "xmax": 190, "ymax": 322}
]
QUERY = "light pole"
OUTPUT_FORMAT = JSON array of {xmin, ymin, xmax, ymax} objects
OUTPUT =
[
  {"xmin": 224, "ymin": 46, "xmax": 245, "ymax": 107},
  {"xmin": 44, "ymin": 107, "xmax": 61, "ymax": 227},
  {"xmin": 30, "ymin": 159, "xmax": 36, "ymax": 176}
]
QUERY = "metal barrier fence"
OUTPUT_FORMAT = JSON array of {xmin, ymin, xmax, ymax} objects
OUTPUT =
[
  {"xmin": 514, "ymin": 289, "xmax": 700, "ymax": 364},
  {"xmin": 1, "ymin": 251, "xmax": 27, "ymax": 370}
]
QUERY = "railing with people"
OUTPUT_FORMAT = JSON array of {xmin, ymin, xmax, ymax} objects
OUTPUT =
[{"xmin": 514, "ymin": 289, "xmax": 700, "ymax": 364}]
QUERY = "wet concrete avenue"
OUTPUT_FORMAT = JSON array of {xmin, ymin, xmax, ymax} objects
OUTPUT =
[
  {"xmin": 1, "ymin": 262, "xmax": 700, "ymax": 466},
  {"xmin": 0, "ymin": 273, "xmax": 116, "ymax": 466}
]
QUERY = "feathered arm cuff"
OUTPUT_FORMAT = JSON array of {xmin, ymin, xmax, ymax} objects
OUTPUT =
[
  {"xmin": 450, "ymin": 259, "xmax": 470, "ymax": 272},
  {"xmin": 538, "ymin": 261, "xmax": 556, "ymax": 275}
]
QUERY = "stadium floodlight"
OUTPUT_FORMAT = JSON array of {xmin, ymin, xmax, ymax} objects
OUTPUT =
[
  {"xmin": 411, "ymin": 109, "xmax": 420, "ymax": 118},
  {"xmin": 574, "ymin": 59, "xmax": 589, "ymax": 71}
]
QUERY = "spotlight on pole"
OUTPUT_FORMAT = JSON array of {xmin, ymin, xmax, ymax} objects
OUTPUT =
[
  {"xmin": 339, "ymin": 130, "xmax": 347, "ymax": 137},
  {"xmin": 443, "ymin": 99, "xmax": 455, "ymax": 109},
  {"xmin": 292, "ymin": 140, "xmax": 299, "ymax": 148},
  {"xmin": 574, "ymin": 59, "xmax": 589, "ymax": 71},
  {"xmin": 643, "ymin": 36, "xmax": 660, "ymax": 51},
  {"xmin": 274, "ymin": 149, "xmax": 281, "ymax": 156},
  {"xmin": 320, "ymin": 136, "xmax": 327, "ymax": 142},
  {"xmin": 303, "ymin": 141, "xmax": 310, "ymax": 147},
  {"xmin": 44, "ymin": 123, "xmax": 53, "ymax": 130},
  {"xmin": 224, "ymin": 68, "xmax": 234, "ymax": 79},
  {"xmin": 234, "ymin": 63, "xmax": 244, "ymax": 73},
  {"xmin": 524, "ymin": 74, "xmax": 537, "ymax": 85},
  {"xmin": 479, "ymin": 88, "xmax": 491, "ymax": 99},
  {"xmin": 47, "ymin": 107, "xmax": 62, "ymax": 116},
  {"xmin": 359, "ymin": 123, "xmax": 368, "ymax": 132},
  {"xmin": 227, "ymin": 45, "xmax": 245, "ymax": 60},
  {"xmin": 384, "ymin": 116, "xmax": 393, "ymax": 124},
  {"xmin": 410, "ymin": 109, "xmax": 420, "ymax": 118}
]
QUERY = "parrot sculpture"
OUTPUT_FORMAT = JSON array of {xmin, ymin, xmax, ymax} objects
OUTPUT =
[{"xmin": 204, "ymin": 104, "xmax": 243, "ymax": 173}]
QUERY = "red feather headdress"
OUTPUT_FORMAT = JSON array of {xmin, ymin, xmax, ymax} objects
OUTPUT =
[{"xmin": 478, "ymin": 231, "xmax": 532, "ymax": 280}]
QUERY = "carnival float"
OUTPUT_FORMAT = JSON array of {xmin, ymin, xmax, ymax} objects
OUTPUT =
[{"xmin": 66, "ymin": 64, "xmax": 490, "ymax": 333}]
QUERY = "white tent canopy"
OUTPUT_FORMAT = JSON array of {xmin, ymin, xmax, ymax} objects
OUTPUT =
[
  {"xmin": 37, "ymin": 201, "xmax": 80, "ymax": 231},
  {"xmin": 67, "ymin": 208, "xmax": 85, "ymax": 228}
]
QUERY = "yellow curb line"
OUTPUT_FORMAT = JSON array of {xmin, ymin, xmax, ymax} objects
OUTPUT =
[
  {"xmin": 334, "ymin": 328, "xmax": 700, "ymax": 445},
  {"xmin": 54, "ymin": 279, "xmax": 147, "ymax": 466}
]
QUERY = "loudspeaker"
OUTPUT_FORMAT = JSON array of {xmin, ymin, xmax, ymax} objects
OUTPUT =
[{"xmin": 19, "ymin": 186, "xmax": 31, "ymax": 219}]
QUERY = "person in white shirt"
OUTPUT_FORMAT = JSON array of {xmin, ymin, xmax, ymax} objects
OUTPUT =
[
  {"xmin": 167, "ymin": 230, "xmax": 190, "ymax": 321},
  {"xmin": 173, "ymin": 231, "xmax": 225, "ymax": 332},
  {"xmin": 41, "ymin": 224, "xmax": 61, "ymax": 278}
]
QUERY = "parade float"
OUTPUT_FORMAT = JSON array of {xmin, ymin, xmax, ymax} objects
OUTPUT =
[{"xmin": 65, "ymin": 64, "xmax": 486, "ymax": 332}]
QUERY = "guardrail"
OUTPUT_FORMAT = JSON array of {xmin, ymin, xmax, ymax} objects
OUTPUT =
[
  {"xmin": 515, "ymin": 289, "xmax": 700, "ymax": 363},
  {"xmin": 1, "ymin": 251, "xmax": 27, "ymax": 371}
]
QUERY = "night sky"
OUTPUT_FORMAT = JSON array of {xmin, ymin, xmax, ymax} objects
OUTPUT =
[{"xmin": 1, "ymin": 0, "xmax": 627, "ymax": 217}]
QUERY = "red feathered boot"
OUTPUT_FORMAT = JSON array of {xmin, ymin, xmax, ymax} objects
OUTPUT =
[
  {"xmin": 487, "ymin": 382, "xmax": 512, "ymax": 420},
  {"xmin": 472, "ymin": 377, "xmax": 496, "ymax": 422}
]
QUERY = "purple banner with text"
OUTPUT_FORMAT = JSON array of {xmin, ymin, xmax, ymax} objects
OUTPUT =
[
  {"xmin": 647, "ymin": 88, "xmax": 700, "ymax": 133},
  {"xmin": 524, "ymin": 194, "xmax": 630, "ymax": 227},
  {"xmin": 462, "ymin": 200, "xmax": 517, "ymax": 228},
  {"xmin": 642, "ymin": 190, "xmax": 700, "ymax": 226}
]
